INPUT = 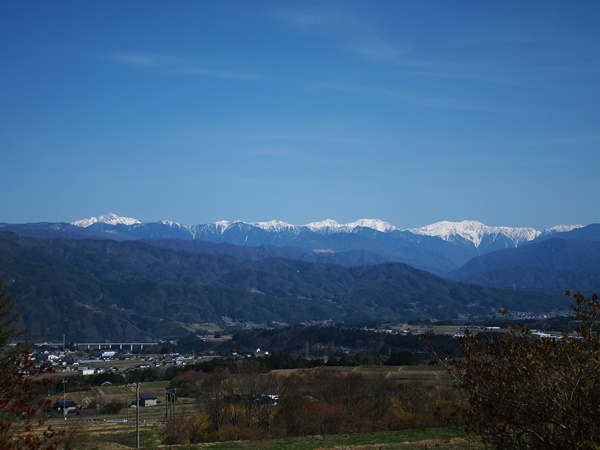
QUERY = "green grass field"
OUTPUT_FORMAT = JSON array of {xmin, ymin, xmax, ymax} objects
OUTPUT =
[
  {"xmin": 161, "ymin": 428, "xmax": 479, "ymax": 449},
  {"xmin": 63, "ymin": 424, "xmax": 480, "ymax": 450}
]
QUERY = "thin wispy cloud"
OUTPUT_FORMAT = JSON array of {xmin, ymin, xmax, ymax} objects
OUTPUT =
[
  {"xmin": 269, "ymin": 8, "xmax": 370, "ymax": 35},
  {"xmin": 268, "ymin": 6, "xmax": 560, "ymax": 87},
  {"xmin": 268, "ymin": 6, "xmax": 406, "ymax": 65},
  {"xmin": 272, "ymin": 5, "xmax": 533, "ymax": 91},
  {"xmin": 105, "ymin": 51, "xmax": 263, "ymax": 82}
]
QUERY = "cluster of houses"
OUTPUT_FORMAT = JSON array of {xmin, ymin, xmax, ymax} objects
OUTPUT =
[
  {"xmin": 33, "ymin": 341, "xmax": 275, "ymax": 417},
  {"xmin": 28, "ymin": 339, "xmax": 280, "ymax": 417},
  {"xmin": 31, "ymin": 347, "xmax": 197, "ymax": 416},
  {"xmin": 32, "ymin": 347, "xmax": 198, "ymax": 375}
]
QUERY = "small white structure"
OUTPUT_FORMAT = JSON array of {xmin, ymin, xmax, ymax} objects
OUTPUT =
[
  {"xmin": 139, "ymin": 395, "xmax": 157, "ymax": 407},
  {"xmin": 99, "ymin": 350, "xmax": 116, "ymax": 359}
]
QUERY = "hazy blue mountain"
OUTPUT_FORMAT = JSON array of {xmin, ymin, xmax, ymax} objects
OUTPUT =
[
  {"xmin": 535, "ymin": 223, "xmax": 600, "ymax": 242},
  {"xmin": 450, "ymin": 225, "xmax": 600, "ymax": 291}
]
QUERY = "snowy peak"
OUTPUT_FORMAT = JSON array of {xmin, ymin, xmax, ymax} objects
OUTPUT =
[
  {"xmin": 70, "ymin": 214, "xmax": 584, "ymax": 249},
  {"xmin": 409, "ymin": 220, "xmax": 541, "ymax": 248},
  {"xmin": 250, "ymin": 220, "xmax": 298, "ymax": 233},
  {"xmin": 159, "ymin": 220, "xmax": 184, "ymax": 228},
  {"xmin": 305, "ymin": 219, "xmax": 343, "ymax": 233},
  {"xmin": 72, "ymin": 213, "xmax": 142, "ymax": 228},
  {"xmin": 304, "ymin": 218, "xmax": 397, "ymax": 234},
  {"xmin": 213, "ymin": 220, "xmax": 232, "ymax": 234},
  {"xmin": 188, "ymin": 221, "xmax": 232, "ymax": 237},
  {"xmin": 542, "ymin": 224, "xmax": 583, "ymax": 235},
  {"xmin": 348, "ymin": 218, "xmax": 398, "ymax": 233}
]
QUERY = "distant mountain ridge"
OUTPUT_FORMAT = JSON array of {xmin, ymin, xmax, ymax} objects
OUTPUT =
[
  {"xmin": 0, "ymin": 213, "xmax": 585, "ymax": 276},
  {"xmin": 70, "ymin": 213, "xmax": 577, "ymax": 244}
]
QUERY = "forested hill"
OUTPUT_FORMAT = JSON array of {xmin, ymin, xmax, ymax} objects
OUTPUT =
[
  {"xmin": 0, "ymin": 232, "xmax": 566, "ymax": 341},
  {"xmin": 450, "ymin": 238, "xmax": 600, "ymax": 291}
]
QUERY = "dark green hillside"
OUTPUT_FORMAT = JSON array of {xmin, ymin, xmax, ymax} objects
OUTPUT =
[
  {"xmin": 343, "ymin": 263, "xmax": 564, "ymax": 322},
  {"xmin": 0, "ymin": 232, "xmax": 566, "ymax": 341},
  {"xmin": 451, "ymin": 239, "xmax": 600, "ymax": 291},
  {"xmin": 143, "ymin": 238, "xmax": 390, "ymax": 267}
]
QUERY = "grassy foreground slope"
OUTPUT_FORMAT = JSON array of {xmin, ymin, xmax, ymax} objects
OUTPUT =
[
  {"xmin": 60, "ymin": 422, "xmax": 479, "ymax": 450},
  {"xmin": 178, "ymin": 428, "xmax": 479, "ymax": 449}
]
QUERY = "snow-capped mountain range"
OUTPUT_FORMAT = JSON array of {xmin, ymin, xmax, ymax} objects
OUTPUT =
[
  {"xmin": 1, "ymin": 212, "xmax": 589, "ymax": 277},
  {"xmin": 70, "ymin": 213, "xmax": 579, "ymax": 248},
  {"xmin": 409, "ymin": 220, "xmax": 542, "ymax": 248}
]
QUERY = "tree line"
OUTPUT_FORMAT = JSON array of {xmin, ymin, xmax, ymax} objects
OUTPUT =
[{"xmin": 163, "ymin": 361, "xmax": 462, "ymax": 444}]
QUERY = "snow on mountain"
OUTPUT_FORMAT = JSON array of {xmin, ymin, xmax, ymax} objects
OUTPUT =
[
  {"xmin": 305, "ymin": 219, "xmax": 345, "ymax": 233},
  {"xmin": 408, "ymin": 220, "xmax": 541, "ymax": 248},
  {"xmin": 72, "ymin": 215, "xmax": 399, "ymax": 235},
  {"xmin": 160, "ymin": 220, "xmax": 184, "ymax": 228},
  {"xmin": 213, "ymin": 220, "xmax": 232, "ymax": 234},
  {"xmin": 250, "ymin": 220, "xmax": 298, "ymax": 233},
  {"xmin": 542, "ymin": 224, "xmax": 583, "ymax": 235},
  {"xmin": 187, "ymin": 220, "xmax": 231, "ymax": 238},
  {"xmin": 72, "ymin": 213, "xmax": 142, "ymax": 228},
  {"xmin": 70, "ymin": 214, "xmax": 583, "ymax": 248},
  {"xmin": 348, "ymin": 218, "xmax": 399, "ymax": 233},
  {"xmin": 304, "ymin": 218, "xmax": 397, "ymax": 234}
]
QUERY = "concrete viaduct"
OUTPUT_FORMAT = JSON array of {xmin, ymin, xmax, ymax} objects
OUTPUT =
[{"xmin": 74, "ymin": 342, "xmax": 159, "ymax": 351}]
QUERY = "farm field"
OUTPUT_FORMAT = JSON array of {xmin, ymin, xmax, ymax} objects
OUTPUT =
[{"xmin": 41, "ymin": 364, "xmax": 475, "ymax": 449}]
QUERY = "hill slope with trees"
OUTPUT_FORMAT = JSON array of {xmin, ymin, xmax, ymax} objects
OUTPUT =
[
  {"xmin": 450, "ymin": 238, "xmax": 600, "ymax": 291},
  {"xmin": 0, "ymin": 232, "xmax": 567, "ymax": 341}
]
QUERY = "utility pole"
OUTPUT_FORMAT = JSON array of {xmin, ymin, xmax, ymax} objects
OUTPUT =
[
  {"xmin": 62, "ymin": 379, "xmax": 67, "ymax": 420},
  {"xmin": 135, "ymin": 383, "xmax": 140, "ymax": 448},
  {"xmin": 165, "ymin": 387, "xmax": 175, "ymax": 422}
]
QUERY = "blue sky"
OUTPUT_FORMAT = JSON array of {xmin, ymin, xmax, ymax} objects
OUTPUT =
[{"xmin": 2, "ymin": 1, "xmax": 599, "ymax": 230}]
